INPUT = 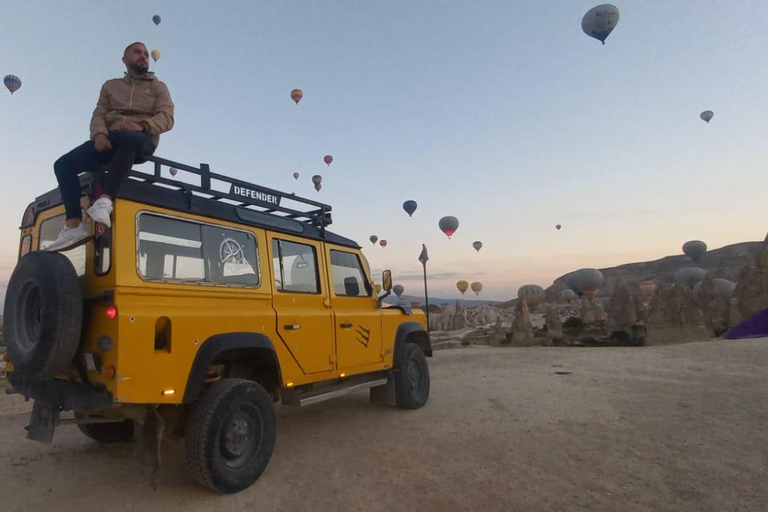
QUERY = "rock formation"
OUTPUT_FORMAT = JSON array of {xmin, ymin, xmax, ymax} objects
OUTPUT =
[
  {"xmin": 733, "ymin": 238, "xmax": 768, "ymax": 320},
  {"xmin": 607, "ymin": 279, "xmax": 638, "ymax": 331},
  {"xmin": 580, "ymin": 299, "xmax": 605, "ymax": 324},
  {"xmin": 510, "ymin": 299, "xmax": 535, "ymax": 346},
  {"xmin": 698, "ymin": 274, "xmax": 731, "ymax": 336},
  {"xmin": 646, "ymin": 283, "xmax": 710, "ymax": 344}
]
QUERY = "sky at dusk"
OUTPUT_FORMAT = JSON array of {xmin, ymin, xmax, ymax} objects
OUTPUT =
[{"xmin": 0, "ymin": 1, "xmax": 766, "ymax": 302}]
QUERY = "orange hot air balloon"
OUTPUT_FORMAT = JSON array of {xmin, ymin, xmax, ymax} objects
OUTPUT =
[
  {"xmin": 291, "ymin": 89, "xmax": 303, "ymax": 104},
  {"xmin": 639, "ymin": 281, "xmax": 656, "ymax": 297},
  {"xmin": 324, "ymin": 155, "xmax": 333, "ymax": 166},
  {"xmin": 379, "ymin": 240, "xmax": 388, "ymax": 248},
  {"xmin": 470, "ymin": 281, "xmax": 483, "ymax": 296},
  {"xmin": 456, "ymin": 280, "xmax": 469, "ymax": 295}
]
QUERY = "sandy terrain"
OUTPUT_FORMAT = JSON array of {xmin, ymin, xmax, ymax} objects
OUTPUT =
[{"xmin": 1, "ymin": 339, "xmax": 767, "ymax": 511}]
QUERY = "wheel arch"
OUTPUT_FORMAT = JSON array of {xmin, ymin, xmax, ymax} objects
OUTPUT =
[
  {"xmin": 394, "ymin": 322, "xmax": 432, "ymax": 367},
  {"xmin": 183, "ymin": 332, "xmax": 282, "ymax": 403}
]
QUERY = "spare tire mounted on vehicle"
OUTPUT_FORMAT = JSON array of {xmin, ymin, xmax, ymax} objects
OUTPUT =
[{"xmin": 3, "ymin": 251, "xmax": 83, "ymax": 380}]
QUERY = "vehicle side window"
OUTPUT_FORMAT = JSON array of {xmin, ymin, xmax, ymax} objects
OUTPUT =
[
  {"xmin": 138, "ymin": 213, "xmax": 259, "ymax": 287},
  {"xmin": 330, "ymin": 250, "xmax": 372, "ymax": 297},
  {"xmin": 39, "ymin": 214, "xmax": 86, "ymax": 277},
  {"xmin": 272, "ymin": 239, "xmax": 319, "ymax": 294}
]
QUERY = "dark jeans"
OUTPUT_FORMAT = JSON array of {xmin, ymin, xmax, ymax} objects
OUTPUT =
[{"xmin": 54, "ymin": 130, "xmax": 154, "ymax": 220}]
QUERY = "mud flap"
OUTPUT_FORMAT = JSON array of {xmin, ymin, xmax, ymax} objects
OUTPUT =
[
  {"xmin": 370, "ymin": 370, "xmax": 396, "ymax": 406},
  {"xmin": 26, "ymin": 400, "xmax": 60, "ymax": 444},
  {"xmin": 133, "ymin": 408, "xmax": 165, "ymax": 490}
]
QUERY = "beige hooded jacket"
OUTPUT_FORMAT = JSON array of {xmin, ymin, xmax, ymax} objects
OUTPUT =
[{"xmin": 89, "ymin": 72, "xmax": 174, "ymax": 148}]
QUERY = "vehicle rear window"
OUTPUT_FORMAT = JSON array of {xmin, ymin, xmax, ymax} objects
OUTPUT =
[
  {"xmin": 137, "ymin": 213, "xmax": 259, "ymax": 287},
  {"xmin": 39, "ymin": 214, "xmax": 86, "ymax": 277},
  {"xmin": 272, "ymin": 239, "xmax": 320, "ymax": 294}
]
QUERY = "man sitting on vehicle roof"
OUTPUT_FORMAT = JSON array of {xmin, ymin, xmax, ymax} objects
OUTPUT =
[{"xmin": 47, "ymin": 41, "xmax": 174, "ymax": 252}]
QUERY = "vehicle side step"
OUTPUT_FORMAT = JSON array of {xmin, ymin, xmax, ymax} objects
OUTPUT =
[{"xmin": 281, "ymin": 372, "xmax": 388, "ymax": 407}]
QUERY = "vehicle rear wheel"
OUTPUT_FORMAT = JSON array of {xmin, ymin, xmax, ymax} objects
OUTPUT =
[
  {"xmin": 185, "ymin": 378, "xmax": 276, "ymax": 493},
  {"xmin": 394, "ymin": 343, "xmax": 430, "ymax": 409},
  {"xmin": 3, "ymin": 251, "xmax": 82, "ymax": 380},
  {"xmin": 76, "ymin": 413, "xmax": 134, "ymax": 443}
]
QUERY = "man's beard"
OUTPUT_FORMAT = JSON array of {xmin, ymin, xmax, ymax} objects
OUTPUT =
[{"xmin": 131, "ymin": 63, "xmax": 149, "ymax": 74}]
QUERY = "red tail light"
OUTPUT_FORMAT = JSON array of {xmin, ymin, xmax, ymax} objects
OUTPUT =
[{"xmin": 105, "ymin": 306, "xmax": 118, "ymax": 319}]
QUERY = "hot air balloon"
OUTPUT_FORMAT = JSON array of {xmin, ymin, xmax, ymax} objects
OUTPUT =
[
  {"xmin": 403, "ymin": 200, "xmax": 418, "ymax": 217},
  {"xmin": 439, "ymin": 216, "xmax": 459, "ymax": 239},
  {"xmin": 152, "ymin": 15, "xmax": 161, "ymax": 26},
  {"xmin": 4, "ymin": 75, "xmax": 21, "ymax": 95},
  {"xmin": 151, "ymin": 50, "xmax": 161, "ymax": 62},
  {"xmin": 682, "ymin": 240, "xmax": 707, "ymax": 264},
  {"xmin": 312, "ymin": 175, "xmax": 322, "ymax": 185},
  {"xmin": 693, "ymin": 278, "xmax": 735, "ymax": 300},
  {"xmin": 556, "ymin": 224, "xmax": 562, "ymax": 231},
  {"xmin": 561, "ymin": 289, "xmax": 577, "ymax": 301},
  {"xmin": 470, "ymin": 282, "xmax": 483, "ymax": 296},
  {"xmin": 393, "ymin": 285, "xmax": 405, "ymax": 298},
  {"xmin": 518, "ymin": 285, "xmax": 546, "ymax": 309},
  {"xmin": 293, "ymin": 172, "xmax": 300, "ymax": 180},
  {"xmin": 369, "ymin": 235, "xmax": 378, "ymax": 245},
  {"xmin": 323, "ymin": 155, "xmax": 333, "ymax": 166},
  {"xmin": 700, "ymin": 110, "xmax": 714, "ymax": 124},
  {"xmin": 674, "ymin": 267, "xmax": 707, "ymax": 288},
  {"xmin": 374, "ymin": 284, "xmax": 382, "ymax": 294},
  {"xmin": 456, "ymin": 280, "xmax": 469, "ymax": 295},
  {"xmin": 379, "ymin": 240, "xmax": 388, "ymax": 248},
  {"xmin": 639, "ymin": 281, "xmax": 656, "ymax": 297},
  {"xmin": 566, "ymin": 268, "xmax": 604, "ymax": 297},
  {"xmin": 472, "ymin": 241, "xmax": 483, "ymax": 252},
  {"xmin": 291, "ymin": 89, "xmax": 303, "ymax": 105},
  {"xmin": 314, "ymin": 184, "xmax": 322, "ymax": 192},
  {"xmin": 169, "ymin": 168, "xmax": 178, "ymax": 177},
  {"xmin": 581, "ymin": 4, "xmax": 620, "ymax": 45}
]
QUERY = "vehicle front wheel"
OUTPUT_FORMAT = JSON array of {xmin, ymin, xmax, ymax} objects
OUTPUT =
[
  {"xmin": 394, "ymin": 343, "xmax": 430, "ymax": 409},
  {"xmin": 185, "ymin": 378, "xmax": 276, "ymax": 493}
]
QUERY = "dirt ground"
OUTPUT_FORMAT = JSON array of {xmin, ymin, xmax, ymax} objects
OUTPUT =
[{"xmin": 1, "ymin": 339, "xmax": 767, "ymax": 512}]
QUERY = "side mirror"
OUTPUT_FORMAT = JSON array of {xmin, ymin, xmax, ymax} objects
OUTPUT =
[{"xmin": 382, "ymin": 270, "xmax": 393, "ymax": 292}]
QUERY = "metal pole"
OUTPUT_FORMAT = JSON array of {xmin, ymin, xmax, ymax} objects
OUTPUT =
[{"xmin": 423, "ymin": 262, "xmax": 430, "ymax": 332}]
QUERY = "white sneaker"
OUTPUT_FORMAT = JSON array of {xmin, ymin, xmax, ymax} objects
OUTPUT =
[
  {"xmin": 45, "ymin": 223, "xmax": 92, "ymax": 252},
  {"xmin": 87, "ymin": 197, "xmax": 113, "ymax": 228}
]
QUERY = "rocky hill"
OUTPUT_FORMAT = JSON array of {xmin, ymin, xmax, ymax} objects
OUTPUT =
[{"xmin": 544, "ymin": 241, "xmax": 763, "ymax": 301}]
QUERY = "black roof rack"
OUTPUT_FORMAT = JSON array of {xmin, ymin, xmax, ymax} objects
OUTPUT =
[
  {"xmin": 134, "ymin": 156, "xmax": 333, "ymax": 232},
  {"xmin": 22, "ymin": 156, "xmax": 360, "ymax": 248}
]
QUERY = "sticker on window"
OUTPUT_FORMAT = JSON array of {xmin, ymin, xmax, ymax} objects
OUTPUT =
[{"xmin": 219, "ymin": 238, "xmax": 255, "ymax": 277}]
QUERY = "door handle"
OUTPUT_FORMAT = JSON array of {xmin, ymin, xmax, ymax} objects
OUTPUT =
[
  {"xmin": 284, "ymin": 324, "xmax": 301, "ymax": 330},
  {"xmin": 340, "ymin": 323, "xmax": 353, "ymax": 329}
]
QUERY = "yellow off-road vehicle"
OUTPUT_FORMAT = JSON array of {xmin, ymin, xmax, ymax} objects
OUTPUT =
[{"xmin": 3, "ymin": 156, "xmax": 431, "ymax": 493}]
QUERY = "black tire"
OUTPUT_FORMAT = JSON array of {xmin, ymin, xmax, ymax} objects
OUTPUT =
[
  {"xmin": 394, "ymin": 343, "xmax": 430, "ymax": 409},
  {"xmin": 76, "ymin": 414, "xmax": 134, "ymax": 443},
  {"xmin": 185, "ymin": 379, "xmax": 276, "ymax": 493},
  {"xmin": 3, "ymin": 251, "xmax": 82, "ymax": 380}
]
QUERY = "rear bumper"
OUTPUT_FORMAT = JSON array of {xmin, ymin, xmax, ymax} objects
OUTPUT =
[{"xmin": 8, "ymin": 372, "xmax": 112, "ymax": 411}]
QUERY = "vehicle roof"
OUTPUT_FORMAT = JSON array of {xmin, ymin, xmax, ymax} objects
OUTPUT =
[{"xmin": 23, "ymin": 156, "xmax": 361, "ymax": 250}]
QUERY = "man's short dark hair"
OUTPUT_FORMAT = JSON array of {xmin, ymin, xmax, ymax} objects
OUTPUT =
[{"xmin": 124, "ymin": 42, "xmax": 146, "ymax": 56}]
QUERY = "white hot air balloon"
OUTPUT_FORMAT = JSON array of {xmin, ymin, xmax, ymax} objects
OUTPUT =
[{"xmin": 581, "ymin": 4, "xmax": 620, "ymax": 45}]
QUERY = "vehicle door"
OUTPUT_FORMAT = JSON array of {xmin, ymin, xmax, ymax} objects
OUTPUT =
[
  {"xmin": 325, "ymin": 247, "xmax": 383, "ymax": 370},
  {"xmin": 269, "ymin": 235, "xmax": 334, "ymax": 374}
]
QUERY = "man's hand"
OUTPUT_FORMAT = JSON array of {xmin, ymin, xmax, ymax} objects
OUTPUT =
[
  {"xmin": 94, "ymin": 134, "xmax": 112, "ymax": 152},
  {"xmin": 118, "ymin": 120, "xmax": 143, "ymax": 133}
]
